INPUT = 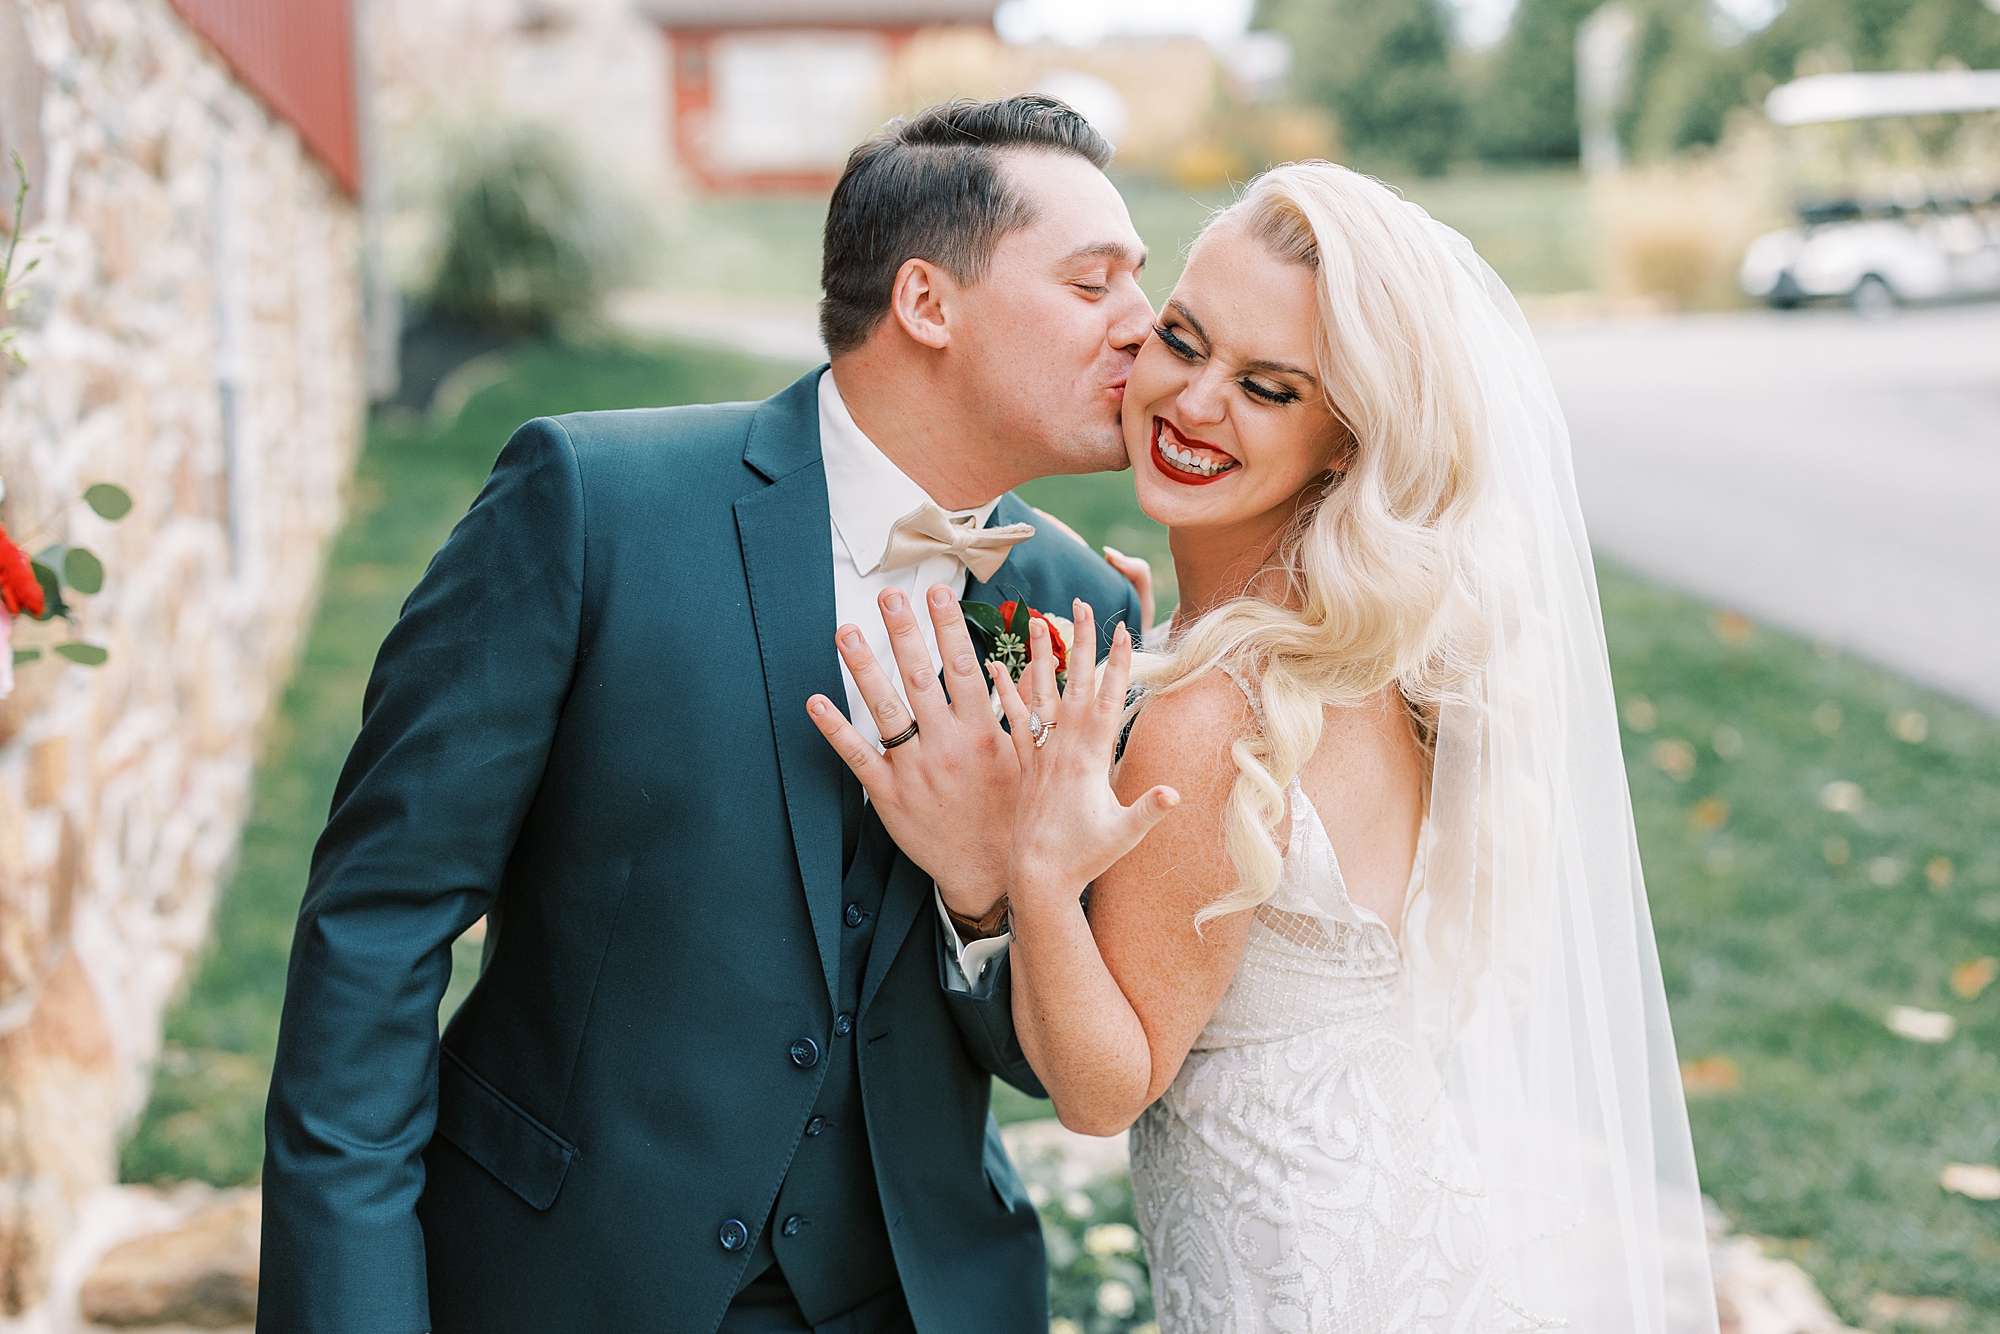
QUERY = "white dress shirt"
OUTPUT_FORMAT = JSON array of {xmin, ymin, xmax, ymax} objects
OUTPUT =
[{"xmin": 818, "ymin": 370, "xmax": 1012, "ymax": 990}]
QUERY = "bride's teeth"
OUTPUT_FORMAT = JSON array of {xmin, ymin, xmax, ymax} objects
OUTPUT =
[{"xmin": 1160, "ymin": 430, "xmax": 1237, "ymax": 476}]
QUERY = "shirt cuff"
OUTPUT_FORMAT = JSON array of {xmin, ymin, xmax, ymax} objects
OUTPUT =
[{"xmin": 934, "ymin": 886, "xmax": 1012, "ymax": 995}]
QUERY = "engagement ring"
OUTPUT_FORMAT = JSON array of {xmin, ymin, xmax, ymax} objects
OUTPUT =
[{"xmin": 1026, "ymin": 711, "xmax": 1055, "ymax": 749}]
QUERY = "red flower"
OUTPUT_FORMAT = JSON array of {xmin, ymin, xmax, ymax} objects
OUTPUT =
[
  {"xmin": 0, "ymin": 525, "xmax": 44, "ymax": 618},
  {"xmin": 997, "ymin": 599, "xmax": 1067, "ymax": 675}
]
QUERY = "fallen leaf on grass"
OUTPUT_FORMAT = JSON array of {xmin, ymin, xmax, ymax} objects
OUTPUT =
[
  {"xmin": 1951, "ymin": 958, "xmax": 1998, "ymax": 1001},
  {"xmin": 1926, "ymin": 857, "xmax": 1953, "ymax": 891},
  {"xmin": 1710, "ymin": 610, "xmax": 1754, "ymax": 644},
  {"xmin": 1868, "ymin": 1292, "xmax": 1958, "ymax": 1327},
  {"xmin": 1651, "ymin": 739, "xmax": 1695, "ymax": 781},
  {"xmin": 1689, "ymin": 796, "xmax": 1729, "ymax": 831},
  {"xmin": 1941, "ymin": 1163, "xmax": 2000, "ymax": 1200},
  {"xmin": 1822, "ymin": 836, "xmax": 1850, "ymax": 866},
  {"xmin": 1680, "ymin": 1056, "xmax": 1739, "ymax": 1095},
  {"xmin": 1886, "ymin": 1006, "xmax": 1955, "ymax": 1043},
  {"xmin": 1623, "ymin": 695, "xmax": 1658, "ymax": 733}
]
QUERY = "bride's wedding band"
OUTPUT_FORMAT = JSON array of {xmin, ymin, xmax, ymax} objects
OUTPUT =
[
  {"xmin": 880, "ymin": 719, "xmax": 919, "ymax": 750},
  {"xmin": 1026, "ymin": 711, "xmax": 1055, "ymax": 749}
]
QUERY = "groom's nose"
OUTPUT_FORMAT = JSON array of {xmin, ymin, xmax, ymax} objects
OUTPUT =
[{"xmin": 1107, "ymin": 283, "xmax": 1154, "ymax": 357}]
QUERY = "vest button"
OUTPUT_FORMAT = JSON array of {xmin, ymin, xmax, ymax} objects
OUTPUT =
[
  {"xmin": 833, "ymin": 1013, "xmax": 853, "ymax": 1038},
  {"xmin": 844, "ymin": 902, "xmax": 865, "ymax": 928},
  {"xmin": 781, "ymin": 1214, "xmax": 806, "ymax": 1237},
  {"xmin": 718, "ymin": 1218, "xmax": 749, "ymax": 1252},
  {"xmin": 789, "ymin": 1037, "xmax": 821, "ymax": 1069},
  {"xmin": 805, "ymin": 1116, "xmax": 826, "ymax": 1136}
]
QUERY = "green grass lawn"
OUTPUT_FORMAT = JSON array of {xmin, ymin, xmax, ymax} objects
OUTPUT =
[{"xmin": 122, "ymin": 336, "xmax": 2000, "ymax": 1329}]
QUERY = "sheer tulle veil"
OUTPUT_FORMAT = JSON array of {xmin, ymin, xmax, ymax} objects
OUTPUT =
[{"xmin": 1405, "ymin": 214, "xmax": 1718, "ymax": 1330}]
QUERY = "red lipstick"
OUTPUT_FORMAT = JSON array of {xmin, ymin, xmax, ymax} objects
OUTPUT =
[{"xmin": 1149, "ymin": 417, "xmax": 1239, "ymax": 487}]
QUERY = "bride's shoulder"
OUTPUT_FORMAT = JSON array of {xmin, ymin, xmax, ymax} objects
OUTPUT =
[{"xmin": 1115, "ymin": 669, "xmax": 1255, "ymax": 806}]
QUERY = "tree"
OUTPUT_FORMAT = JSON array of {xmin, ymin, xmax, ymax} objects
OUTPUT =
[
  {"xmin": 1259, "ymin": 0, "xmax": 1466, "ymax": 175},
  {"xmin": 1745, "ymin": 0, "xmax": 2000, "ymax": 82},
  {"xmin": 1472, "ymin": 0, "xmax": 1604, "ymax": 162}
]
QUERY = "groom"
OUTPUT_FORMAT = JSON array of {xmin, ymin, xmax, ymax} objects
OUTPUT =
[{"xmin": 258, "ymin": 96, "xmax": 1151, "ymax": 1334}]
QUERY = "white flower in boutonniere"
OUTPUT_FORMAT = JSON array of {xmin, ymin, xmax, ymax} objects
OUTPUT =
[{"xmin": 959, "ymin": 597, "xmax": 1072, "ymax": 689}]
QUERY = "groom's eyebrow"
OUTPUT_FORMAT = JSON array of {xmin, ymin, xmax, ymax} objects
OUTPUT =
[{"xmin": 1062, "ymin": 240, "xmax": 1147, "ymax": 273}]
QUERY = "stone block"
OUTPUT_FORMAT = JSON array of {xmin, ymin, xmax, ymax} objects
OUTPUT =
[{"xmin": 77, "ymin": 1191, "xmax": 258, "ymax": 1329}]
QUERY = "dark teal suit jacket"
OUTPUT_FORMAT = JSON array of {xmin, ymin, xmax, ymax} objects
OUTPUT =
[{"xmin": 258, "ymin": 368, "xmax": 1142, "ymax": 1333}]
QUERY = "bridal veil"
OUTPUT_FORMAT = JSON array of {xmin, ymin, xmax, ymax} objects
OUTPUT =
[{"xmin": 1400, "ymin": 213, "xmax": 1719, "ymax": 1331}]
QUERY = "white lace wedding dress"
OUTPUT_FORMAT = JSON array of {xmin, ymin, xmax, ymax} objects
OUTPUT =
[{"xmin": 1128, "ymin": 774, "xmax": 1499, "ymax": 1334}]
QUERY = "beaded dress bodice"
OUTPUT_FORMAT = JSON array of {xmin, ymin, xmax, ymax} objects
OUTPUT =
[{"xmin": 1128, "ymin": 775, "xmax": 1498, "ymax": 1333}]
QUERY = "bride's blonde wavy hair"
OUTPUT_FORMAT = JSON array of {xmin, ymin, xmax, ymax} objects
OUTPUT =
[{"xmin": 1132, "ymin": 162, "xmax": 1490, "ymax": 927}]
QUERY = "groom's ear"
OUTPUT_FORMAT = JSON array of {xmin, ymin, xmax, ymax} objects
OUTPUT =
[{"xmin": 888, "ymin": 257, "xmax": 955, "ymax": 351}]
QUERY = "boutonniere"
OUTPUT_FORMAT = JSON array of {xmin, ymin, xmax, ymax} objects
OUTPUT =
[{"xmin": 960, "ymin": 598, "xmax": 1072, "ymax": 689}]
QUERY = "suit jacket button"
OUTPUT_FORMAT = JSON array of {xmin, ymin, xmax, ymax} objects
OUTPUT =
[
  {"xmin": 844, "ymin": 902, "xmax": 865, "ymax": 928},
  {"xmin": 718, "ymin": 1218, "xmax": 749, "ymax": 1252},
  {"xmin": 789, "ymin": 1037, "xmax": 820, "ymax": 1069},
  {"xmin": 805, "ymin": 1116, "xmax": 826, "ymax": 1136},
  {"xmin": 781, "ymin": 1215, "xmax": 806, "ymax": 1237},
  {"xmin": 833, "ymin": 1013, "xmax": 852, "ymax": 1037}
]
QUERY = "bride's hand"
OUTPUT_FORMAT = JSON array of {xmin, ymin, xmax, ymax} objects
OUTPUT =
[{"xmin": 991, "ymin": 603, "xmax": 1179, "ymax": 910}]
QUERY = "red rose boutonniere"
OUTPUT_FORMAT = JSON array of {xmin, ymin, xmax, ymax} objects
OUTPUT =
[
  {"xmin": 960, "ymin": 597, "xmax": 1073, "ymax": 688},
  {"xmin": 0, "ymin": 523, "xmax": 46, "ymax": 618}
]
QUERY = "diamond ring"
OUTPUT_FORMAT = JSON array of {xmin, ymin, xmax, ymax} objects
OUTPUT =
[{"xmin": 1026, "ymin": 711, "xmax": 1056, "ymax": 749}]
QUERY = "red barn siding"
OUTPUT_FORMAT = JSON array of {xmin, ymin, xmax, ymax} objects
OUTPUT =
[{"xmin": 167, "ymin": 0, "xmax": 359, "ymax": 194}]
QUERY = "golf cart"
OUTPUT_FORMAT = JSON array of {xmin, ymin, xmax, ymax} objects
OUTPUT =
[{"xmin": 1738, "ymin": 70, "xmax": 2000, "ymax": 314}]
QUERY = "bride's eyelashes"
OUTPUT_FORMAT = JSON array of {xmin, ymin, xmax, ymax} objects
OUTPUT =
[{"xmin": 1154, "ymin": 323, "xmax": 1301, "ymax": 407}]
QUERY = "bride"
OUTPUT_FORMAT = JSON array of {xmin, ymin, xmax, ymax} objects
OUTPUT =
[{"xmin": 818, "ymin": 161, "xmax": 1718, "ymax": 1332}]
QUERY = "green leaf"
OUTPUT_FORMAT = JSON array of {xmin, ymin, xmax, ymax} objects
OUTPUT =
[
  {"xmin": 83, "ymin": 483, "xmax": 133, "ymax": 520},
  {"xmin": 959, "ymin": 600, "xmax": 1004, "ymax": 641},
  {"xmin": 62, "ymin": 546, "xmax": 103, "ymax": 594},
  {"xmin": 52, "ymin": 641, "xmax": 108, "ymax": 666},
  {"xmin": 11, "ymin": 647, "xmax": 39, "ymax": 666},
  {"xmin": 27, "ymin": 559, "xmax": 65, "ymax": 621}
]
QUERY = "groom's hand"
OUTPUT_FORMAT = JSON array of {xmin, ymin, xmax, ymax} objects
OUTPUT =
[{"xmin": 807, "ymin": 583, "xmax": 1019, "ymax": 919}]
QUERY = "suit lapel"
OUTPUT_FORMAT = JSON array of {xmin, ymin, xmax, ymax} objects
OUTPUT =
[{"xmin": 736, "ymin": 369, "xmax": 851, "ymax": 1004}]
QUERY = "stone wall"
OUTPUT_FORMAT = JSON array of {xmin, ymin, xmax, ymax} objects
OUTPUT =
[{"xmin": 0, "ymin": 0, "xmax": 362, "ymax": 1318}]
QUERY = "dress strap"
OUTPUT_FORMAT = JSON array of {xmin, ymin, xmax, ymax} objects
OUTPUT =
[{"xmin": 1218, "ymin": 662, "xmax": 1269, "ymax": 735}]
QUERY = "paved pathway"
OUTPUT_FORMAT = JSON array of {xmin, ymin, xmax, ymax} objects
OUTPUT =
[
  {"xmin": 1541, "ymin": 304, "xmax": 2000, "ymax": 715},
  {"xmin": 608, "ymin": 293, "xmax": 2000, "ymax": 714}
]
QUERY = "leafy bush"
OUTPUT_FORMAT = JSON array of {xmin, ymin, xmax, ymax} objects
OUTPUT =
[{"xmin": 424, "ymin": 125, "xmax": 643, "ymax": 333}]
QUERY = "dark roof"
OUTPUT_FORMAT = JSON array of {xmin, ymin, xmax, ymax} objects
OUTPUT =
[{"xmin": 641, "ymin": 0, "xmax": 994, "ymax": 26}]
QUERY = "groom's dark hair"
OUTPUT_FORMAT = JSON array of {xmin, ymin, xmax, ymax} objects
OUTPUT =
[{"xmin": 819, "ymin": 95, "xmax": 1114, "ymax": 356}]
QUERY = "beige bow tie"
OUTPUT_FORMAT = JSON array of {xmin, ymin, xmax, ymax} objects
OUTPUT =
[{"xmin": 875, "ymin": 503, "xmax": 1035, "ymax": 583}]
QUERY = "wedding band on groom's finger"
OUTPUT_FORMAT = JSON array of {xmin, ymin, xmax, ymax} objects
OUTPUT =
[{"xmin": 880, "ymin": 718, "xmax": 919, "ymax": 750}]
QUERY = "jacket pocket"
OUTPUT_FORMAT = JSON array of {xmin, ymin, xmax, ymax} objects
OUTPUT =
[
  {"xmin": 434, "ymin": 1047, "xmax": 577, "ymax": 1211},
  {"xmin": 982, "ymin": 1116, "xmax": 1033, "ymax": 1216}
]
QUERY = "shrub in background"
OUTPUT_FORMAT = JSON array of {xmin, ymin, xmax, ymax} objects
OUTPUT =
[{"xmin": 425, "ymin": 123, "xmax": 644, "ymax": 333}]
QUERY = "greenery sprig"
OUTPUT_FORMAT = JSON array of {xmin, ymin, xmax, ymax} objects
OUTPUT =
[{"xmin": 1, "ymin": 150, "xmax": 132, "ymax": 673}]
